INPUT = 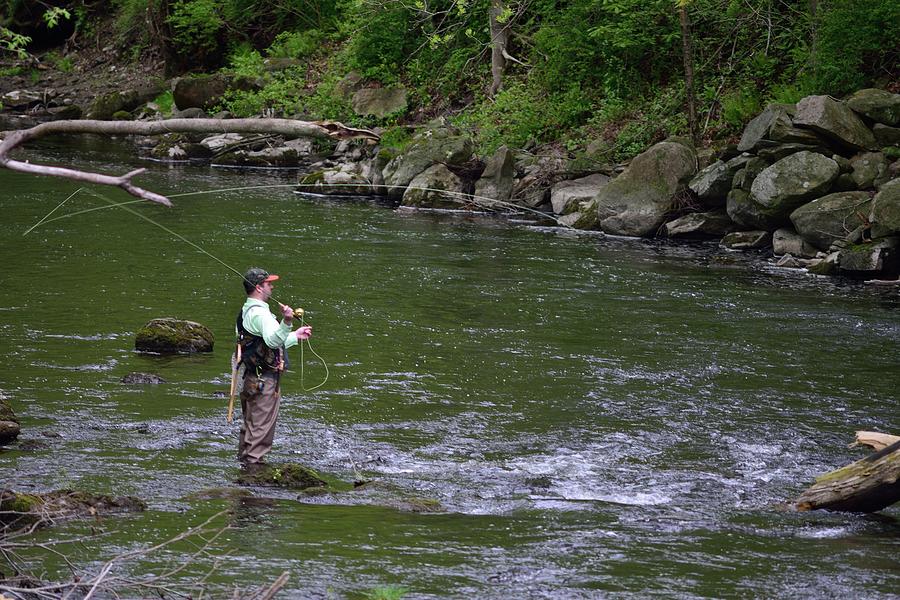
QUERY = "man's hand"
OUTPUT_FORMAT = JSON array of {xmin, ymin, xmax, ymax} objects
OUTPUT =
[
  {"xmin": 295, "ymin": 326, "xmax": 312, "ymax": 341},
  {"xmin": 279, "ymin": 303, "xmax": 293, "ymax": 326}
]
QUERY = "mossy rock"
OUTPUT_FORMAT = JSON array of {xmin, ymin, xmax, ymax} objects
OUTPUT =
[
  {"xmin": 234, "ymin": 463, "xmax": 328, "ymax": 489},
  {"xmin": 112, "ymin": 110, "xmax": 133, "ymax": 120},
  {"xmin": 1, "ymin": 489, "xmax": 146, "ymax": 527},
  {"xmin": 135, "ymin": 318, "xmax": 214, "ymax": 353},
  {"xmin": 0, "ymin": 396, "xmax": 20, "ymax": 444}
]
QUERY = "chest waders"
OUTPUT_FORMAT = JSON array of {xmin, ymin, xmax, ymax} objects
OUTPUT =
[{"xmin": 227, "ymin": 309, "xmax": 287, "ymax": 422}]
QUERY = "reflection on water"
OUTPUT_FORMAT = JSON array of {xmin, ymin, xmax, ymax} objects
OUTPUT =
[{"xmin": 1, "ymin": 137, "xmax": 898, "ymax": 597}]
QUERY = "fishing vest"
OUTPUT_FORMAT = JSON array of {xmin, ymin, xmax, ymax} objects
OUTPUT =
[{"xmin": 236, "ymin": 308, "xmax": 283, "ymax": 374}]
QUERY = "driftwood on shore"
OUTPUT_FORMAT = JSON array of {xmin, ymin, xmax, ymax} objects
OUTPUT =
[
  {"xmin": 0, "ymin": 118, "xmax": 378, "ymax": 206},
  {"xmin": 791, "ymin": 434, "xmax": 900, "ymax": 513}
]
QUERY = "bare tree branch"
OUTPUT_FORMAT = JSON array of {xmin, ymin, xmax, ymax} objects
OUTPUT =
[{"xmin": 0, "ymin": 118, "xmax": 379, "ymax": 208}]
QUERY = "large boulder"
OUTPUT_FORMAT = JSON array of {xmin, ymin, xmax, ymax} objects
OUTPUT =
[
  {"xmin": 870, "ymin": 178, "xmax": 900, "ymax": 234},
  {"xmin": 873, "ymin": 124, "xmax": 900, "ymax": 146},
  {"xmin": 849, "ymin": 152, "xmax": 889, "ymax": 189},
  {"xmin": 738, "ymin": 104, "xmax": 824, "ymax": 153},
  {"xmin": 135, "ymin": 318, "xmax": 214, "ymax": 353},
  {"xmin": 663, "ymin": 210, "xmax": 734, "ymax": 238},
  {"xmin": 750, "ymin": 151, "xmax": 840, "ymax": 218},
  {"xmin": 173, "ymin": 74, "xmax": 258, "ymax": 111},
  {"xmin": 794, "ymin": 95, "xmax": 877, "ymax": 151},
  {"xmin": 790, "ymin": 191, "xmax": 874, "ymax": 250},
  {"xmin": 835, "ymin": 237, "xmax": 900, "ymax": 274},
  {"xmin": 593, "ymin": 139, "xmax": 697, "ymax": 237},
  {"xmin": 846, "ymin": 89, "xmax": 900, "ymax": 127},
  {"xmin": 382, "ymin": 127, "xmax": 474, "ymax": 197},
  {"xmin": 474, "ymin": 145, "xmax": 516, "ymax": 203},
  {"xmin": 726, "ymin": 188, "xmax": 782, "ymax": 230},
  {"xmin": 86, "ymin": 82, "xmax": 165, "ymax": 119},
  {"xmin": 352, "ymin": 87, "xmax": 407, "ymax": 118},
  {"xmin": 0, "ymin": 396, "xmax": 20, "ymax": 444},
  {"xmin": 298, "ymin": 160, "xmax": 376, "ymax": 195},
  {"xmin": 550, "ymin": 173, "xmax": 610, "ymax": 215},
  {"xmin": 688, "ymin": 160, "xmax": 733, "ymax": 207},
  {"xmin": 213, "ymin": 138, "xmax": 315, "ymax": 168},
  {"xmin": 401, "ymin": 164, "xmax": 465, "ymax": 208},
  {"xmin": 773, "ymin": 228, "xmax": 819, "ymax": 258}
]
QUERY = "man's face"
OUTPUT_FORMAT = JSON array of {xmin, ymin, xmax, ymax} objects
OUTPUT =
[{"xmin": 256, "ymin": 280, "xmax": 274, "ymax": 300}]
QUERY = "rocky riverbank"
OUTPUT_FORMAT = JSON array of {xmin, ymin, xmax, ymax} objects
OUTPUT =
[{"xmin": 2, "ymin": 58, "xmax": 899, "ymax": 281}]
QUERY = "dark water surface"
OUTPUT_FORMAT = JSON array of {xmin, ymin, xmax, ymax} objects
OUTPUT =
[{"xmin": 1, "ymin": 137, "xmax": 898, "ymax": 598}]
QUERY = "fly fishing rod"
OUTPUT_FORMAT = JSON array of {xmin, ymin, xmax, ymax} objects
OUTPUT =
[{"xmin": 23, "ymin": 186, "xmax": 331, "ymax": 401}]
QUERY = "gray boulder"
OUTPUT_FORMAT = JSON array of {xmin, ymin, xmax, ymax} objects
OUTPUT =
[
  {"xmin": 738, "ymin": 104, "xmax": 824, "ymax": 152},
  {"xmin": 135, "ymin": 318, "xmax": 214, "ymax": 354},
  {"xmin": 773, "ymin": 228, "xmax": 819, "ymax": 258},
  {"xmin": 298, "ymin": 161, "xmax": 375, "ymax": 195},
  {"xmin": 551, "ymin": 173, "xmax": 611, "ymax": 215},
  {"xmin": 593, "ymin": 139, "xmax": 697, "ymax": 237},
  {"xmin": 720, "ymin": 230, "xmax": 772, "ymax": 249},
  {"xmin": 663, "ymin": 210, "xmax": 734, "ymax": 238},
  {"xmin": 850, "ymin": 152, "xmax": 889, "ymax": 189},
  {"xmin": 846, "ymin": 88, "xmax": 900, "ymax": 127},
  {"xmin": 173, "ymin": 74, "xmax": 258, "ymax": 111},
  {"xmin": 732, "ymin": 157, "xmax": 769, "ymax": 192},
  {"xmin": 870, "ymin": 178, "xmax": 900, "ymax": 234},
  {"xmin": 382, "ymin": 128, "xmax": 474, "ymax": 198},
  {"xmin": 750, "ymin": 151, "xmax": 840, "ymax": 218},
  {"xmin": 401, "ymin": 164, "xmax": 465, "ymax": 208},
  {"xmin": 352, "ymin": 87, "xmax": 407, "ymax": 118},
  {"xmin": 474, "ymin": 145, "xmax": 516, "ymax": 204},
  {"xmin": 87, "ymin": 82, "xmax": 164, "ymax": 120},
  {"xmin": 790, "ymin": 191, "xmax": 873, "ymax": 250},
  {"xmin": 688, "ymin": 161, "xmax": 733, "ymax": 207},
  {"xmin": 873, "ymin": 124, "xmax": 900, "ymax": 146},
  {"xmin": 0, "ymin": 396, "xmax": 20, "ymax": 444},
  {"xmin": 726, "ymin": 189, "xmax": 782, "ymax": 230},
  {"xmin": 794, "ymin": 95, "xmax": 877, "ymax": 151},
  {"xmin": 214, "ymin": 138, "xmax": 315, "ymax": 168},
  {"xmin": 836, "ymin": 237, "xmax": 899, "ymax": 274},
  {"xmin": 121, "ymin": 373, "xmax": 167, "ymax": 384},
  {"xmin": 558, "ymin": 204, "xmax": 600, "ymax": 230}
]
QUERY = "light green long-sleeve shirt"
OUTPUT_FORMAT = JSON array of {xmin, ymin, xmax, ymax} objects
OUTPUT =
[{"xmin": 240, "ymin": 298, "xmax": 298, "ymax": 350}]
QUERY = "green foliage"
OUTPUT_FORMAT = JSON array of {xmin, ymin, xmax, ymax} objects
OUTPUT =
[
  {"xmin": 344, "ymin": 6, "xmax": 416, "ymax": 83},
  {"xmin": 44, "ymin": 51, "xmax": 74, "ymax": 72},
  {"xmin": 167, "ymin": 0, "xmax": 224, "ymax": 56},
  {"xmin": 0, "ymin": 26, "xmax": 30, "ymax": 58},
  {"xmin": 720, "ymin": 87, "xmax": 762, "ymax": 130},
  {"xmin": 455, "ymin": 80, "xmax": 594, "ymax": 155},
  {"xmin": 228, "ymin": 43, "xmax": 265, "ymax": 76},
  {"xmin": 810, "ymin": 0, "xmax": 900, "ymax": 95},
  {"xmin": 267, "ymin": 29, "xmax": 325, "ymax": 60},
  {"xmin": 363, "ymin": 585, "xmax": 407, "ymax": 600},
  {"xmin": 152, "ymin": 90, "xmax": 175, "ymax": 115}
]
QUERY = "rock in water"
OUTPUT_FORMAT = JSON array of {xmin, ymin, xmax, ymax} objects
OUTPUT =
[{"xmin": 135, "ymin": 318, "xmax": 214, "ymax": 353}]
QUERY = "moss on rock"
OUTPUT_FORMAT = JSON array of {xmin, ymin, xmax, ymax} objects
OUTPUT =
[
  {"xmin": 234, "ymin": 463, "xmax": 328, "ymax": 489},
  {"xmin": 135, "ymin": 318, "xmax": 214, "ymax": 353}
]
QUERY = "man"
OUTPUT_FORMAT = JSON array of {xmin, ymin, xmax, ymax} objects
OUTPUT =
[{"xmin": 236, "ymin": 267, "xmax": 312, "ymax": 469}]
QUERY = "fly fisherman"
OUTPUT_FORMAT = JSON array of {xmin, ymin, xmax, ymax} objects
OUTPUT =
[{"xmin": 235, "ymin": 267, "xmax": 312, "ymax": 471}]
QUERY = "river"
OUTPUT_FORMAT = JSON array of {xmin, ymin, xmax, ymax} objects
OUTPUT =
[{"xmin": 1, "ymin": 136, "xmax": 898, "ymax": 598}]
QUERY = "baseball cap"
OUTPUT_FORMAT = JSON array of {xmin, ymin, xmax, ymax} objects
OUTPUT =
[{"xmin": 243, "ymin": 267, "xmax": 280, "ymax": 288}]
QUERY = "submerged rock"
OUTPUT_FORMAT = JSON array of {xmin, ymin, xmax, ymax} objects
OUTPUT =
[
  {"xmin": 121, "ymin": 372, "xmax": 166, "ymax": 384},
  {"xmin": 0, "ymin": 489, "xmax": 146, "ymax": 527},
  {"xmin": 0, "ymin": 396, "xmax": 20, "ymax": 445},
  {"xmin": 135, "ymin": 318, "xmax": 214, "ymax": 354},
  {"xmin": 234, "ymin": 463, "xmax": 328, "ymax": 489}
]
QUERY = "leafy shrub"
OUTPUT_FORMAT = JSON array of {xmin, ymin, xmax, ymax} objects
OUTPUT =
[
  {"xmin": 720, "ymin": 87, "xmax": 762, "ymax": 130},
  {"xmin": 811, "ymin": 0, "xmax": 900, "ymax": 95},
  {"xmin": 267, "ymin": 29, "xmax": 325, "ymax": 60}
]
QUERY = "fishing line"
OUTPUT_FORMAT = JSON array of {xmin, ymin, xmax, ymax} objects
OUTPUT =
[{"xmin": 23, "ymin": 187, "xmax": 330, "ymax": 390}]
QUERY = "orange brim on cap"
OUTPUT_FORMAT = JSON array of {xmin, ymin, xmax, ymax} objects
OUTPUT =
[{"xmin": 264, "ymin": 274, "xmax": 280, "ymax": 282}]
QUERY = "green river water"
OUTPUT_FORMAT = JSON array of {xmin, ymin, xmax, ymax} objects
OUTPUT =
[{"xmin": 1, "ymin": 136, "xmax": 898, "ymax": 598}]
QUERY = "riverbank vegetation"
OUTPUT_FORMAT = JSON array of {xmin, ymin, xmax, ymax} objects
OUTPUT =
[{"xmin": 2, "ymin": 0, "xmax": 898, "ymax": 161}]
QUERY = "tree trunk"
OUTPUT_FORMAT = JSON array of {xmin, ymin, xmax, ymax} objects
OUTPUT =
[
  {"xmin": 791, "ymin": 440, "xmax": 900, "ymax": 513},
  {"xmin": 489, "ymin": 0, "xmax": 510, "ymax": 97},
  {"xmin": 678, "ymin": 3, "xmax": 698, "ymax": 145},
  {"xmin": 854, "ymin": 431, "xmax": 900, "ymax": 452}
]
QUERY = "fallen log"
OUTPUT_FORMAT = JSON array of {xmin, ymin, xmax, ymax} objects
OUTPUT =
[
  {"xmin": 853, "ymin": 430, "xmax": 900, "ymax": 452},
  {"xmin": 791, "ymin": 439, "xmax": 900, "ymax": 513}
]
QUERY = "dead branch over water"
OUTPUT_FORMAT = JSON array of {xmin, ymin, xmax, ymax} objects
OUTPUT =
[
  {"xmin": 0, "ymin": 507, "xmax": 287, "ymax": 599},
  {"xmin": 0, "ymin": 118, "xmax": 378, "ymax": 207}
]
